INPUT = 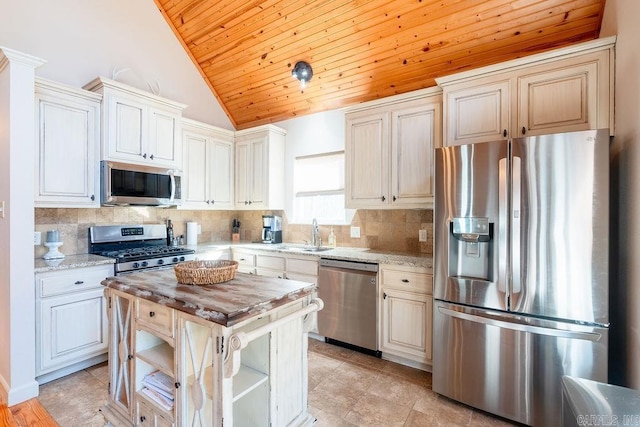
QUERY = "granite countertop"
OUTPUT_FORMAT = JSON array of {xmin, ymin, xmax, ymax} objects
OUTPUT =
[
  {"xmin": 193, "ymin": 241, "xmax": 433, "ymax": 270},
  {"xmin": 102, "ymin": 268, "xmax": 316, "ymax": 327},
  {"xmin": 35, "ymin": 254, "xmax": 115, "ymax": 273}
]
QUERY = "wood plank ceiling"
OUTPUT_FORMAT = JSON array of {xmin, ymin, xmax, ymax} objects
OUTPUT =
[{"xmin": 154, "ymin": 0, "xmax": 607, "ymax": 130}]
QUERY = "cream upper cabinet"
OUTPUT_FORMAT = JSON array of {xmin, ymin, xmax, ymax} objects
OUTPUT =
[
  {"xmin": 34, "ymin": 78, "xmax": 101, "ymax": 208},
  {"xmin": 345, "ymin": 89, "xmax": 442, "ymax": 209},
  {"xmin": 234, "ymin": 125, "xmax": 286, "ymax": 210},
  {"xmin": 437, "ymin": 36, "xmax": 615, "ymax": 146},
  {"xmin": 84, "ymin": 77, "xmax": 186, "ymax": 168},
  {"xmin": 182, "ymin": 119, "xmax": 234, "ymax": 210}
]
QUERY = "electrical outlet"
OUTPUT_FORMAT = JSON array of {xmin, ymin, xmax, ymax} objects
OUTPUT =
[
  {"xmin": 350, "ymin": 226, "xmax": 360, "ymax": 238},
  {"xmin": 419, "ymin": 229, "xmax": 427, "ymax": 242},
  {"xmin": 34, "ymin": 231, "xmax": 42, "ymax": 245}
]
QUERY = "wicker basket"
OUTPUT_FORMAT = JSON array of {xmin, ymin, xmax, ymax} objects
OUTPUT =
[{"xmin": 174, "ymin": 260, "xmax": 238, "ymax": 285}]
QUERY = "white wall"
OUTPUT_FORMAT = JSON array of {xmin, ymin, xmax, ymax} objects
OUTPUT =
[
  {"xmin": 600, "ymin": 0, "xmax": 640, "ymax": 389},
  {"xmin": 0, "ymin": 0, "xmax": 233, "ymax": 129}
]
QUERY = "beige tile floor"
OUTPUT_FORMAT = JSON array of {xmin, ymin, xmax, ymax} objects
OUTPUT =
[{"xmin": 38, "ymin": 339, "xmax": 518, "ymax": 426}]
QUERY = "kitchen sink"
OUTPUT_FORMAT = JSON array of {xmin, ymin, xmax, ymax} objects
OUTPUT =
[{"xmin": 276, "ymin": 245, "xmax": 333, "ymax": 253}]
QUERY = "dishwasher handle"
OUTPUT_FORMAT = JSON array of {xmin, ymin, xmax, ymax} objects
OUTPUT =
[{"xmin": 319, "ymin": 258, "xmax": 378, "ymax": 272}]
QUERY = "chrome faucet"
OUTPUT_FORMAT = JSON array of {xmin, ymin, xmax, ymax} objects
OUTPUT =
[{"xmin": 311, "ymin": 218, "xmax": 321, "ymax": 248}]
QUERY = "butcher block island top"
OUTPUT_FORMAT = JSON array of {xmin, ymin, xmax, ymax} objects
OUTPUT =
[
  {"xmin": 100, "ymin": 269, "xmax": 321, "ymax": 427},
  {"xmin": 101, "ymin": 268, "xmax": 317, "ymax": 327}
]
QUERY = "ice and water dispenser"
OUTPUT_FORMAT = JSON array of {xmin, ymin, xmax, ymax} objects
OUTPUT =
[{"xmin": 448, "ymin": 217, "xmax": 494, "ymax": 281}]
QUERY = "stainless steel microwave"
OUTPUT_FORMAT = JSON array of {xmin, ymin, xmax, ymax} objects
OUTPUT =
[{"xmin": 100, "ymin": 161, "xmax": 182, "ymax": 206}]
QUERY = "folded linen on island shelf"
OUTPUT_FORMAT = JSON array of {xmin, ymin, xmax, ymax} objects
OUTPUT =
[
  {"xmin": 141, "ymin": 386, "xmax": 174, "ymax": 411},
  {"xmin": 141, "ymin": 370, "xmax": 174, "ymax": 410}
]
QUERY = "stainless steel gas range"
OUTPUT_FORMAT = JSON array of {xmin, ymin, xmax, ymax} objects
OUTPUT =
[{"xmin": 89, "ymin": 224, "xmax": 196, "ymax": 275}]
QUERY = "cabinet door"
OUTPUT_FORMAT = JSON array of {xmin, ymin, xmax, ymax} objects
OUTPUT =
[
  {"xmin": 345, "ymin": 111, "xmax": 389, "ymax": 208},
  {"xmin": 107, "ymin": 94, "xmax": 146, "ymax": 161},
  {"xmin": 183, "ymin": 131, "xmax": 210, "ymax": 208},
  {"xmin": 35, "ymin": 86, "xmax": 100, "ymax": 207},
  {"xmin": 391, "ymin": 102, "xmax": 441, "ymax": 207},
  {"xmin": 149, "ymin": 107, "xmax": 180, "ymax": 168},
  {"xmin": 444, "ymin": 80, "xmax": 510, "ymax": 146},
  {"xmin": 248, "ymin": 137, "xmax": 267, "ymax": 208},
  {"xmin": 380, "ymin": 288, "xmax": 432, "ymax": 363},
  {"xmin": 517, "ymin": 51, "xmax": 607, "ymax": 137},
  {"xmin": 38, "ymin": 288, "xmax": 107, "ymax": 374},
  {"xmin": 108, "ymin": 291, "xmax": 135, "ymax": 419},
  {"xmin": 235, "ymin": 141, "xmax": 251, "ymax": 207},
  {"xmin": 209, "ymin": 139, "xmax": 234, "ymax": 209}
]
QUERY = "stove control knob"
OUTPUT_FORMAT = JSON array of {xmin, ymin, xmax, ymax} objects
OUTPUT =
[
  {"xmin": 141, "ymin": 261, "xmax": 148, "ymax": 267},
  {"xmin": 132, "ymin": 262, "xmax": 139, "ymax": 269},
  {"xmin": 172, "ymin": 257, "xmax": 179, "ymax": 263},
  {"xmin": 157, "ymin": 259, "xmax": 164, "ymax": 265},
  {"xmin": 180, "ymin": 256, "xmax": 185, "ymax": 261}
]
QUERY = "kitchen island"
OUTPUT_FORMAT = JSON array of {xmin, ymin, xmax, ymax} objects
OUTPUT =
[{"xmin": 99, "ymin": 269, "xmax": 321, "ymax": 427}]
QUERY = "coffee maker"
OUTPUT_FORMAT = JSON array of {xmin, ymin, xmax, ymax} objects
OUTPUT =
[{"xmin": 262, "ymin": 215, "xmax": 282, "ymax": 244}]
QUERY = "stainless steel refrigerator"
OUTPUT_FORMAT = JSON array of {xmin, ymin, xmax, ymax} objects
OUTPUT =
[{"xmin": 433, "ymin": 129, "xmax": 610, "ymax": 426}]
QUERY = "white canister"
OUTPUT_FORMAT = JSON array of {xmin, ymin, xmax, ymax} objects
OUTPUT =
[{"xmin": 186, "ymin": 222, "xmax": 199, "ymax": 246}]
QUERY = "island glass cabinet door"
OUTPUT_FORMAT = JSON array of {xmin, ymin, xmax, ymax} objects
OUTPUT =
[{"xmin": 107, "ymin": 291, "xmax": 134, "ymax": 419}]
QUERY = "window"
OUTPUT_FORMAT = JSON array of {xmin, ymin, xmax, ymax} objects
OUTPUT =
[{"xmin": 291, "ymin": 151, "xmax": 355, "ymax": 224}]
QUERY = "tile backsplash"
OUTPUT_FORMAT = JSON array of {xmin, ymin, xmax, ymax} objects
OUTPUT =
[{"xmin": 34, "ymin": 207, "xmax": 433, "ymax": 258}]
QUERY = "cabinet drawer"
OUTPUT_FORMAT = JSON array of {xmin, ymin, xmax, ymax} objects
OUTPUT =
[
  {"xmin": 37, "ymin": 266, "xmax": 112, "ymax": 298},
  {"xmin": 233, "ymin": 251, "xmax": 256, "ymax": 267},
  {"xmin": 256, "ymin": 254, "xmax": 285, "ymax": 270},
  {"xmin": 137, "ymin": 299, "xmax": 174, "ymax": 338},
  {"xmin": 381, "ymin": 269, "xmax": 432, "ymax": 294},
  {"xmin": 287, "ymin": 258, "xmax": 318, "ymax": 276}
]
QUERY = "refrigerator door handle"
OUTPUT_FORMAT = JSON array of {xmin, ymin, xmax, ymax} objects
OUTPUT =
[
  {"xmin": 498, "ymin": 158, "xmax": 508, "ymax": 293},
  {"xmin": 511, "ymin": 156, "xmax": 521, "ymax": 294},
  {"xmin": 437, "ymin": 306, "xmax": 603, "ymax": 342}
]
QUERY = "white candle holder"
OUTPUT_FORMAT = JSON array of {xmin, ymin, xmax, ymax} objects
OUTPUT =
[{"xmin": 43, "ymin": 242, "xmax": 65, "ymax": 260}]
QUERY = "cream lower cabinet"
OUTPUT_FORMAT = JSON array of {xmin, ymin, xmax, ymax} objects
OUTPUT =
[
  {"xmin": 35, "ymin": 265, "xmax": 112, "ymax": 383},
  {"xmin": 437, "ymin": 36, "xmax": 615, "ymax": 146},
  {"xmin": 102, "ymin": 288, "xmax": 316, "ymax": 427},
  {"xmin": 34, "ymin": 78, "xmax": 101, "ymax": 208},
  {"xmin": 379, "ymin": 264, "xmax": 433, "ymax": 369},
  {"xmin": 345, "ymin": 89, "xmax": 442, "ymax": 209},
  {"xmin": 239, "ymin": 250, "xmax": 319, "ymax": 284}
]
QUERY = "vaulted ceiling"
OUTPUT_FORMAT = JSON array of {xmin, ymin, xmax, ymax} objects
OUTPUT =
[{"xmin": 153, "ymin": 0, "xmax": 607, "ymax": 130}]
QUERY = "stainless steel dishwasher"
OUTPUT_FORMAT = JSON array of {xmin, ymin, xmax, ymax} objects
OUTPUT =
[{"xmin": 317, "ymin": 258, "xmax": 379, "ymax": 354}]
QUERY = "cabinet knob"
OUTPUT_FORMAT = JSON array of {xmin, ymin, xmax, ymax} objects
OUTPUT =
[
  {"xmin": 175, "ymin": 382, "xmax": 181, "ymax": 389},
  {"xmin": 142, "ymin": 153, "xmax": 147, "ymax": 159},
  {"xmin": 140, "ymin": 416, "xmax": 146, "ymax": 422},
  {"xmin": 90, "ymin": 194, "xmax": 95, "ymax": 201},
  {"xmin": 402, "ymin": 279, "xmax": 409, "ymax": 283},
  {"xmin": 521, "ymin": 126, "xmax": 526, "ymax": 135},
  {"xmin": 206, "ymin": 200, "xmax": 210, "ymax": 204},
  {"xmin": 244, "ymin": 201, "xmax": 248, "ymax": 205},
  {"xmin": 383, "ymin": 292, "xmax": 387, "ymax": 299},
  {"xmin": 381, "ymin": 195, "xmax": 386, "ymax": 202},
  {"xmin": 503, "ymin": 129, "xmax": 507, "ymax": 138},
  {"xmin": 74, "ymin": 280, "xmax": 84, "ymax": 285},
  {"xmin": 150, "ymin": 154, "xmax": 154, "ymax": 160},
  {"xmin": 149, "ymin": 311, "xmax": 155, "ymax": 318},
  {"xmin": 393, "ymin": 195, "xmax": 397, "ymax": 202},
  {"xmin": 127, "ymin": 354, "xmax": 133, "ymax": 360},
  {"xmin": 211, "ymin": 200, "xmax": 214, "ymax": 205},
  {"xmin": 248, "ymin": 200, "xmax": 252, "ymax": 205}
]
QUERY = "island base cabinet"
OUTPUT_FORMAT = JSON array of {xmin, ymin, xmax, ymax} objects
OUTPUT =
[{"xmin": 102, "ymin": 288, "xmax": 319, "ymax": 427}]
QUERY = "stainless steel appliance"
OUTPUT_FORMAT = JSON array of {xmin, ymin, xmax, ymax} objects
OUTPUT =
[
  {"xmin": 89, "ymin": 224, "xmax": 195, "ymax": 275},
  {"xmin": 317, "ymin": 258, "xmax": 379, "ymax": 354},
  {"xmin": 261, "ymin": 215, "xmax": 282, "ymax": 244},
  {"xmin": 101, "ymin": 160, "xmax": 182, "ymax": 206},
  {"xmin": 433, "ymin": 129, "xmax": 610, "ymax": 426}
]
